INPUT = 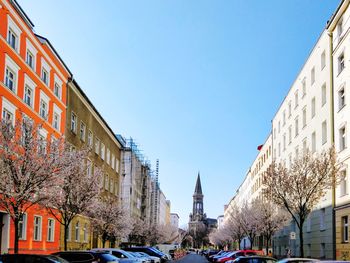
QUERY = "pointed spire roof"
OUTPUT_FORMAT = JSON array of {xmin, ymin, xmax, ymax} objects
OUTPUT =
[{"xmin": 194, "ymin": 172, "xmax": 202, "ymax": 195}]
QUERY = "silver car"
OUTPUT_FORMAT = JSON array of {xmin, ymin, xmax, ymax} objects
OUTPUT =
[{"xmin": 92, "ymin": 249, "xmax": 141, "ymax": 263}]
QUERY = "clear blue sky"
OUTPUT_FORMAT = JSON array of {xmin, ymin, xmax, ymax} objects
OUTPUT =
[{"xmin": 19, "ymin": 0, "xmax": 339, "ymax": 227}]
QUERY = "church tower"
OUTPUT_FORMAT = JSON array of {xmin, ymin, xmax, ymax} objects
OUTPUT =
[{"xmin": 192, "ymin": 173, "xmax": 204, "ymax": 220}]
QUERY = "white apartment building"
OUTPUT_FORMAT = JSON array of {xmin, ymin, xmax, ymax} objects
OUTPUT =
[
  {"xmin": 272, "ymin": 30, "xmax": 333, "ymax": 259},
  {"xmin": 328, "ymin": 0, "xmax": 350, "ymax": 259},
  {"xmin": 223, "ymin": 135, "xmax": 272, "ymax": 249}
]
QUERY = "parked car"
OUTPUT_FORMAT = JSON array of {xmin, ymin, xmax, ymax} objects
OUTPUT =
[
  {"xmin": 92, "ymin": 249, "xmax": 143, "ymax": 263},
  {"xmin": 136, "ymin": 252, "xmax": 160, "ymax": 263},
  {"xmin": 52, "ymin": 251, "xmax": 119, "ymax": 263},
  {"xmin": 277, "ymin": 259, "xmax": 319, "ymax": 263},
  {"xmin": 0, "ymin": 254, "xmax": 69, "ymax": 263},
  {"xmin": 123, "ymin": 247, "xmax": 167, "ymax": 263},
  {"xmin": 210, "ymin": 251, "xmax": 231, "ymax": 262},
  {"xmin": 229, "ymin": 256, "xmax": 277, "ymax": 263},
  {"xmin": 129, "ymin": 252, "xmax": 152, "ymax": 263},
  {"xmin": 216, "ymin": 250, "xmax": 259, "ymax": 263}
]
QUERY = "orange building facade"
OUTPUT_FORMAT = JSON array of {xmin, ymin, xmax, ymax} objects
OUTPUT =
[{"xmin": 0, "ymin": 0, "xmax": 71, "ymax": 254}]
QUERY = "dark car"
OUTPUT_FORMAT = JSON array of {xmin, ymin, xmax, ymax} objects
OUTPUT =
[
  {"xmin": 123, "ymin": 247, "xmax": 167, "ymax": 263},
  {"xmin": 229, "ymin": 256, "xmax": 277, "ymax": 263},
  {"xmin": 0, "ymin": 254, "xmax": 69, "ymax": 263},
  {"xmin": 52, "ymin": 251, "xmax": 119, "ymax": 263}
]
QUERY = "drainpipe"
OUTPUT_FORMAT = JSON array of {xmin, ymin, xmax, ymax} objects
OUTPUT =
[{"xmin": 327, "ymin": 30, "xmax": 336, "ymax": 260}]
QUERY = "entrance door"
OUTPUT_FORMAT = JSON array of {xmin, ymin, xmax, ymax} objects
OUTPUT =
[{"xmin": 0, "ymin": 212, "xmax": 9, "ymax": 254}]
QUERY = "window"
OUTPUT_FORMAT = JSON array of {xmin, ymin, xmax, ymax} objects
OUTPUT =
[
  {"xmin": 111, "ymin": 154, "xmax": 115, "ymax": 169},
  {"xmin": 288, "ymin": 126, "xmax": 292, "ymax": 144},
  {"xmin": 67, "ymin": 223, "xmax": 71, "ymax": 241},
  {"xmin": 33, "ymin": 216, "xmax": 42, "ymax": 241},
  {"xmin": 115, "ymin": 158, "xmax": 119, "ymax": 173},
  {"xmin": 53, "ymin": 112, "xmax": 60, "ymax": 130},
  {"xmin": 278, "ymin": 121, "xmax": 280, "ymax": 133},
  {"xmin": 107, "ymin": 149, "xmax": 110, "ymax": 165},
  {"xmin": 288, "ymin": 101, "xmax": 292, "ymax": 117},
  {"xmin": 5, "ymin": 67, "xmax": 16, "ymax": 92},
  {"xmin": 39, "ymin": 99, "xmax": 48, "ymax": 120},
  {"xmin": 47, "ymin": 219, "xmax": 55, "ymax": 242},
  {"xmin": 2, "ymin": 99, "xmax": 16, "ymax": 126},
  {"xmin": 101, "ymin": 143, "xmax": 105, "ymax": 160},
  {"xmin": 4, "ymin": 55, "xmax": 19, "ymax": 93},
  {"xmin": 295, "ymin": 116, "xmax": 299, "ymax": 137},
  {"xmin": 339, "ymin": 87, "xmax": 346, "ymax": 110},
  {"xmin": 311, "ymin": 67, "xmax": 315, "ymax": 85},
  {"xmin": 294, "ymin": 91, "xmax": 299, "ymax": 108},
  {"xmin": 80, "ymin": 122, "xmax": 86, "ymax": 141},
  {"xmin": 283, "ymin": 134, "xmax": 286, "ymax": 151},
  {"xmin": 338, "ymin": 19, "xmax": 344, "ymax": 39},
  {"xmin": 320, "ymin": 208, "xmax": 325, "ymax": 230},
  {"xmin": 110, "ymin": 178, "xmax": 114, "ymax": 193},
  {"xmin": 24, "ymin": 85, "xmax": 33, "ymax": 107},
  {"xmin": 302, "ymin": 78, "xmax": 306, "ymax": 97},
  {"xmin": 340, "ymin": 126, "xmax": 346, "ymax": 151},
  {"xmin": 86, "ymin": 160, "xmax": 92, "ymax": 177},
  {"xmin": 340, "ymin": 170, "xmax": 347, "ymax": 196},
  {"xmin": 321, "ymin": 51, "xmax": 326, "ymax": 70},
  {"xmin": 41, "ymin": 68, "xmax": 49, "ymax": 85},
  {"xmin": 312, "ymin": 132, "xmax": 316, "ymax": 153},
  {"xmin": 278, "ymin": 143, "xmax": 281, "ymax": 157},
  {"xmin": 322, "ymin": 121, "xmax": 327, "ymax": 145},
  {"xmin": 75, "ymin": 221, "xmax": 80, "ymax": 242},
  {"xmin": 273, "ymin": 128, "xmax": 276, "ymax": 139},
  {"xmin": 26, "ymin": 50, "xmax": 34, "ymax": 69},
  {"xmin": 83, "ymin": 223, "xmax": 88, "ymax": 242},
  {"xmin": 295, "ymin": 146, "xmax": 299, "ymax": 159},
  {"xmin": 71, "ymin": 112, "xmax": 77, "ymax": 133},
  {"xmin": 95, "ymin": 137, "xmax": 100, "ymax": 155},
  {"xmin": 338, "ymin": 52, "xmax": 345, "ymax": 75},
  {"xmin": 302, "ymin": 107, "xmax": 307, "ymax": 128},
  {"xmin": 321, "ymin": 84, "xmax": 327, "ymax": 106},
  {"xmin": 54, "ymin": 83, "xmax": 61, "ymax": 99},
  {"xmin": 307, "ymin": 215, "xmax": 311, "ymax": 232},
  {"xmin": 115, "ymin": 182, "xmax": 118, "ymax": 196},
  {"xmin": 303, "ymin": 138, "xmax": 307, "ymax": 153},
  {"xmin": 18, "ymin": 214, "xmax": 27, "ymax": 240},
  {"xmin": 343, "ymin": 216, "xmax": 349, "ymax": 243},
  {"xmin": 283, "ymin": 110, "xmax": 286, "ymax": 126},
  {"xmin": 311, "ymin": 97, "xmax": 316, "ymax": 118},
  {"xmin": 104, "ymin": 174, "xmax": 109, "ymax": 190},
  {"xmin": 54, "ymin": 74, "xmax": 62, "ymax": 99},
  {"xmin": 7, "ymin": 28, "xmax": 18, "ymax": 50},
  {"xmin": 87, "ymin": 130, "xmax": 93, "ymax": 147}
]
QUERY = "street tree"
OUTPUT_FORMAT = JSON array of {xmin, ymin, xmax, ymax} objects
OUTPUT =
[
  {"xmin": 129, "ymin": 218, "xmax": 148, "ymax": 245},
  {"xmin": 90, "ymin": 195, "xmax": 132, "ymax": 248},
  {"xmin": 226, "ymin": 208, "xmax": 247, "ymax": 250},
  {"xmin": 238, "ymin": 203, "xmax": 260, "ymax": 249},
  {"xmin": 251, "ymin": 198, "xmax": 288, "ymax": 254},
  {"xmin": 0, "ymin": 118, "xmax": 64, "ymax": 253},
  {"xmin": 46, "ymin": 146, "xmax": 102, "ymax": 251},
  {"xmin": 263, "ymin": 147, "xmax": 342, "ymax": 257}
]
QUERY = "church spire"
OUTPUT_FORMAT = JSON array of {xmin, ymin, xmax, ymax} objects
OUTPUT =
[{"xmin": 194, "ymin": 172, "xmax": 202, "ymax": 195}]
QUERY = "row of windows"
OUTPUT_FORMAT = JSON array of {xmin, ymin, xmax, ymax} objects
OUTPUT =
[
  {"xmin": 275, "ymin": 84, "xmax": 329, "ymax": 137},
  {"xmin": 70, "ymin": 112, "xmax": 120, "ymax": 173},
  {"xmin": 1, "ymin": 74, "xmax": 62, "ymax": 132},
  {"xmin": 18, "ymin": 215, "xmax": 55, "ymax": 242},
  {"xmin": 6, "ymin": 16, "xmax": 63, "ymax": 100},
  {"xmin": 66, "ymin": 221, "xmax": 89, "ymax": 243}
]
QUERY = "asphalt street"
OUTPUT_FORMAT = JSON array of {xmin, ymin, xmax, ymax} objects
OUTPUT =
[{"xmin": 173, "ymin": 254, "xmax": 209, "ymax": 263}]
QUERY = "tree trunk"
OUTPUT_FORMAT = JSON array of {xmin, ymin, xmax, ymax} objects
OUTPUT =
[
  {"xmin": 265, "ymin": 235, "xmax": 271, "ymax": 256},
  {"xmin": 299, "ymin": 221, "xmax": 304, "ymax": 258},
  {"xmin": 14, "ymin": 216, "xmax": 19, "ymax": 254},
  {"xmin": 64, "ymin": 224, "xmax": 69, "ymax": 251}
]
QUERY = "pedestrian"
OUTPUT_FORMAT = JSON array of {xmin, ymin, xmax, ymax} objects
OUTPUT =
[{"xmin": 268, "ymin": 250, "xmax": 273, "ymax": 257}]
